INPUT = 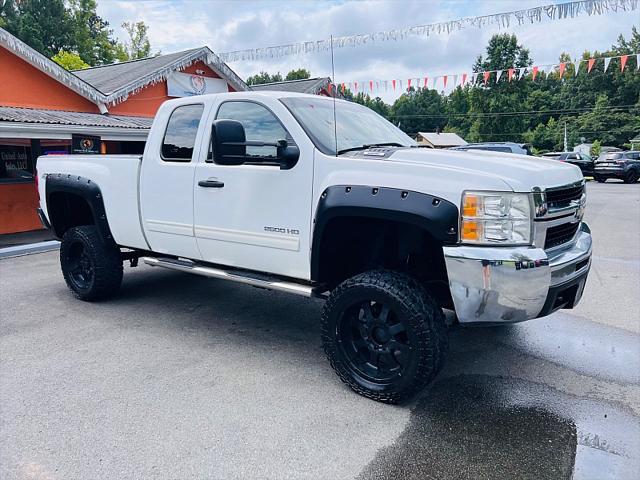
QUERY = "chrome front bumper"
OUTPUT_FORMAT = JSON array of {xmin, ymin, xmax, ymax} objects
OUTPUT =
[{"xmin": 443, "ymin": 223, "xmax": 592, "ymax": 324}]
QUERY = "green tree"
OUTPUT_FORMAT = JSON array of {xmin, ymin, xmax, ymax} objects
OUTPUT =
[
  {"xmin": 389, "ymin": 87, "xmax": 447, "ymax": 135},
  {"xmin": 591, "ymin": 140, "xmax": 601, "ymax": 157},
  {"xmin": 119, "ymin": 21, "xmax": 152, "ymax": 61},
  {"xmin": 52, "ymin": 49, "xmax": 90, "ymax": 70},
  {"xmin": 285, "ymin": 68, "xmax": 311, "ymax": 81},
  {"xmin": 246, "ymin": 71, "xmax": 283, "ymax": 85},
  {"xmin": 1, "ymin": 0, "xmax": 73, "ymax": 58},
  {"xmin": 68, "ymin": 0, "xmax": 119, "ymax": 65}
]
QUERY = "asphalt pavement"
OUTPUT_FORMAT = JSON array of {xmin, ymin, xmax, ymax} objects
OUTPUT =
[{"xmin": 0, "ymin": 181, "xmax": 638, "ymax": 480}]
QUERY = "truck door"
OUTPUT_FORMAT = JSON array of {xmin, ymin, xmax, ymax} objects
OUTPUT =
[
  {"xmin": 193, "ymin": 99, "xmax": 314, "ymax": 280},
  {"xmin": 139, "ymin": 103, "xmax": 206, "ymax": 259}
]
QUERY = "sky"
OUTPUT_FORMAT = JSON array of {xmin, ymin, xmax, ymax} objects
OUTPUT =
[{"xmin": 97, "ymin": 0, "xmax": 638, "ymax": 102}]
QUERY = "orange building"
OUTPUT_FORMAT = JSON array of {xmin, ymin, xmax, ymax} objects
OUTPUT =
[{"xmin": 0, "ymin": 27, "xmax": 247, "ymax": 235}]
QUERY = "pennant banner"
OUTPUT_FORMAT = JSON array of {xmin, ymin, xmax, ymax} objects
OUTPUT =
[
  {"xmin": 219, "ymin": 0, "xmax": 639, "ymax": 62},
  {"xmin": 340, "ymin": 52, "xmax": 638, "ymax": 95}
]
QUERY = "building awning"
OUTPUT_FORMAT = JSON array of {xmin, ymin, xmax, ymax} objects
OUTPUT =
[{"xmin": 0, "ymin": 107, "xmax": 151, "ymax": 141}]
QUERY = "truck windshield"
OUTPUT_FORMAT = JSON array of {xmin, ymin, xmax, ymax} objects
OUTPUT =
[{"xmin": 280, "ymin": 97, "xmax": 416, "ymax": 155}]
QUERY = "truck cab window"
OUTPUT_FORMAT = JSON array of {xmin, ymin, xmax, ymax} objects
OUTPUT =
[
  {"xmin": 161, "ymin": 104, "xmax": 204, "ymax": 162},
  {"xmin": 216, "ymin": 101, "xmax": 290, "ymax": 160}
]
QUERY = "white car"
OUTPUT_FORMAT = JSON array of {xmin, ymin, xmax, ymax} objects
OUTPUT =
[{"xmin": 36, "ymin": 92, "xmax": 592, "ymax": 403}]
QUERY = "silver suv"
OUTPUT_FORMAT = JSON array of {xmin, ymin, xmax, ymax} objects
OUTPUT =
[{"xmin": 450, "ymin": 142, "xmax": 532, "ymax": 155}]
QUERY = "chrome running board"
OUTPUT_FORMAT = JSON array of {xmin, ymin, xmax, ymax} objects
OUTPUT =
[{"xmin": 141, "ymin": 257, "xmax": 318, "ymax": 298}]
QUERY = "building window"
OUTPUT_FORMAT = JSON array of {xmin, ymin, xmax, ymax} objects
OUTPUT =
[
  {"xmin": 0, "ymin": 142, "xmax": 33, "ymax": 184},
  {"xmin": 161, "ymin": 104, "xmax": 204, "ymax": 161}
]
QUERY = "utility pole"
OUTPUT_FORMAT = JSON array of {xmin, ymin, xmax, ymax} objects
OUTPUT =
[{"xmin": 564, "ymin": 121, "xmax": 568, "ymax": 152}]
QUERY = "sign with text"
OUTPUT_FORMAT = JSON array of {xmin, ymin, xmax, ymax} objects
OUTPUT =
[
  {"xmin": 72, "ymin": 135, "xmax": 101, "ymax": 154},
  {"xmin": 167, "ymin": 72, "xmax": 228, "ymax": 97}
]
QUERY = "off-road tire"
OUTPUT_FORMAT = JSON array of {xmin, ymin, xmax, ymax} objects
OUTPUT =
[
  {"xmin": 321, "ymin": 270, "xmax": 447, "ymax": 404},
  {"xmin": 60, "ymin": 225, "xmax": 123, "ymax": 301},
  {"xmin": 624, "ymin": 170, "xmax": 639, "ymax": 184}
]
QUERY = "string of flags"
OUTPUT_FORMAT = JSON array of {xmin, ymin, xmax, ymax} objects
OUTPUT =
[
  {"xmin": 219, "ymin": 0, "xmax": 639, "ymax": 62},
  {"xmin": 333, "ymin": 53, "xmax": 639, "ymax": 95}
]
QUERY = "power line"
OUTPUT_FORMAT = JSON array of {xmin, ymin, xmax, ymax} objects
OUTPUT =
[{"xmin": 388, "ymin": 104, "xmax": 638, "ymax": 119}]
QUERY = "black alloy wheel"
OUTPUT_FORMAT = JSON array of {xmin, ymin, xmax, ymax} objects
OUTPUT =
[
  {"xmin": 338, "ymin": 299, "xmax": 416, "ymax": 385},
  {"xmin": 65, "ymin": 241, "xmax": 94, "ymax": 291},
  {"xmin": 60, "ymin": 225, "xmax": 123, "ymax": 301},
  {"xmin": 322, "ymin": 270, "xmax": 446, "ymax": 404}
]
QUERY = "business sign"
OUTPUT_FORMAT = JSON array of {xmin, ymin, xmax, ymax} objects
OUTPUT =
[
  {"xmin": 167, "ymin": 72, "xmax": 228, "ymax": 97},
  {"xmin": 72, "ymin": 134, "xmax": 101, "ymax": 154}
]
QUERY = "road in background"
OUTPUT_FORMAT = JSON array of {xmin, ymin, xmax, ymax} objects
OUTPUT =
[{"xmin": 1, "ymin": 182, "xmax": 638, "ymax": 480}]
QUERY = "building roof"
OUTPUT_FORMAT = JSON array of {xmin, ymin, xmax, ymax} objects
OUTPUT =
[
  {"xmin": 417, "ymin": 132, "xmax": 467, "ymax": 147},
  {"xmin": 250, "ymin": 77, "xmax": 339, "ymax": 96},
  {"xmin": 630, "ymin": 134, "xmax": 640, "ymax": 142},
  {"xmin": 0, "ymin": 106, "xmax": 152, "ymax": 129},
  {"xmin": 1, "ymin": 27, "xmax": 247, "ymax": 110},
  {"xmin": 74, "ymin": 47, "xmax": 248, "ymax": 103},
  {"xmin": 0, "ymin": 27, "xmax": 104, "ymax": 105}
]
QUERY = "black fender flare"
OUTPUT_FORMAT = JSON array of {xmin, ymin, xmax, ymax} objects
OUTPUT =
[
  {"xmin": 310, "ymin": 185, "xmax": 459, "ymax": 281},
  {"xmin": 45, "ymin": 173, "xmax": 115, "ymax": 245}
]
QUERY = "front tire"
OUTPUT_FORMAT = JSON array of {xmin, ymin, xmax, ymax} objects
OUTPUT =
[
  {"xmin": 321, "ymin": 270, "xmax": 447, "ymax": 404},
  {"xmin": 624, "ymin": 170, "xmax": 639, "ymax": 184},
  {"xmin": 60, "ymin": 226, "xmax": 123, "ymax": 301}
]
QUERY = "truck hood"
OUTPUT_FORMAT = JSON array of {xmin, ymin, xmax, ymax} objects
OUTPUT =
[{"xmin": 387, "ymin": 148, "xmax": 583, "ymax": 191}]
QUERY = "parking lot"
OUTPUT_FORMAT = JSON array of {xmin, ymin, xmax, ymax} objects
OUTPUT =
[{"xmin": 1, "ymin": 181, "xmax": 638, "ymax": 480}]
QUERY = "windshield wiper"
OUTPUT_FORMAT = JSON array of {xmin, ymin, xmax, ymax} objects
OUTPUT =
[{"xmin": 337, "ymin": 142, "xmax": 404, "ymax": 155}]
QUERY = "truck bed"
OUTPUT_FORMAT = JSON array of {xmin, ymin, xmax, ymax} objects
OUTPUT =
[{"xmin": 37, "ymin": 154, "xmax": 148, "ymax": 250}]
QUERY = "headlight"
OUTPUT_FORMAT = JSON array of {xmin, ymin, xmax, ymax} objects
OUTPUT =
[{"xmin": 460, "ymin": 191, "xmax": 533, "ymax": 245}]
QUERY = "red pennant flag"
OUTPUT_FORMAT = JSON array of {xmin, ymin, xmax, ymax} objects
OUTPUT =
[
  {"xmin": 328, "ymin": 83, "xmax": 333, "ymax": 94},
  {"xmin": 424, "ymin": 77, "xmax": 428, "ymax": 89},
  {"xmin": 341, "ymin": 82, "xmax": 345, "ymax": 93},
  {"xmin": 587, "ymin": 58, "xmax": 595, "ymax": 73},
  {"xmin": 483, "ymin": 71, "xmax": 490, "ymax": 85},
  {"xmin": 508, "ymin": 68, "xmax": 515, "ymax": 82},
  {"xmin": 532, "ymin": 66, "xmax": 539, "ymax": 81},
  {"xmin": 407, "ymin": 78, "xmax": 412, "ymax": 89},
  {"xmin": 392, "ymin": 79, "xmax": 396, "ymax": 90},
  {"xmin": 354, "ymin": 81, "xmax": 358, "ymax": 92},
  {"xmin": 559, "ymin": 62, "xmax": 566, "ymax": 78},
  {"xmin": 620, "ymin": 55, "xmax": 629, "ymax": 71},
  {"xmin": 443, "ymin": 75, "xmax": 448, "ymax": 88},
  {"xmin": 462, "ymin": 73, "xmax": 467, "ymax": 85},
  {"xmin": 369, "ymin": 80, "xmax": 373, "ymax": 92}
]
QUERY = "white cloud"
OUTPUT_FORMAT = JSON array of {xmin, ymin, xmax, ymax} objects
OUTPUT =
[{"xmin": 97, "ymin": 0, "xmax": 638, "ymax": 102}]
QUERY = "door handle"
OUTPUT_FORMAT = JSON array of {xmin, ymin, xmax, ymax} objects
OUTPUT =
[{"xmin": 198, "ymin": 178, "xmax": 225, "ymax": 188}]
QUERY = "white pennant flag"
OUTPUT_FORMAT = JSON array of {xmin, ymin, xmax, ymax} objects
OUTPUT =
[
  {"xmin": 575, "ymin": 61, "xmax": 581, "ymax": 76},
  {"xmin": 495, "ymin": 70, "xmax": 503, "ymax": 82},
  {"xmin": 471, "ymin": 73, "xmax": 477, "ymax": 84},
  {"xmin": 637, "ymin": 54, "xmax": 640, "ymax": 70},
  {"xmin": 604, "ymin": 57, "xmax": 611, "ymax": 72},
  {"xmin": 452, "ymin": 74, "xmax": 458, "ymax": 87},
  {"xmin": 518, "ymin": 68, "xmax": 527, "ymax": 80},
  {"xmin": 432, "ymin": 77, "xmax": 438, "ymax": 88}
]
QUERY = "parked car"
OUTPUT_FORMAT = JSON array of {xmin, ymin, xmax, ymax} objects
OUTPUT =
[
  {"xmin": 594, "ymin": 151, "xmax": 640, "ymax": 183},
  {"xmin": 541, "ymin": 152, "xmax": 594, "ymax": 177},
  {"xmin": 35, "ymin": 92, "xmax": 592, "ymax": 404},
  {"xmin": 450, "ymin": 142, "xmax": 532, "ymax": 155}
]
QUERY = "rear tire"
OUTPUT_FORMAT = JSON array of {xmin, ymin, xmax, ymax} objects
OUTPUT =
[
  {"xmin": 60, "ymin": 226, "xmax": 123, "ymax": 301},
  {"xmin": 321, "ymin": 270, "xmax": 447, "ymax": 404},
  {"xmin": 595, "ymin": 175, "xmax": 607, "ymax": 183}
]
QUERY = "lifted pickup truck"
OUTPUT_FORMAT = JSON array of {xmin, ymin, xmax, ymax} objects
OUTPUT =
[{"xmin": 37, "ymin": 92, "xmax": 592, "ymax": 403}]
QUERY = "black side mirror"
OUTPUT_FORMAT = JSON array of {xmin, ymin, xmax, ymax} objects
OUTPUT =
[
  {"xmin": 276, "ymin": 141, "xmax": 300, "ymax": 170},
  {"xmin": 211, "ymin": 119, "xmax": 299, "ymax": 169},
  {"xmin": 211, "ymin": 119, "xmax": 247, "ymax": 165}
]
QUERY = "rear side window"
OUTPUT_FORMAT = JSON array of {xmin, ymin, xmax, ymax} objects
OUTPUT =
[{"xmin": 161, "ymin": 104, "xmax": 204, "ymax": 161}]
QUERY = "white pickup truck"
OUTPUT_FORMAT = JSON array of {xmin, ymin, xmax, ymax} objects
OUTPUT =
[{"xmin": 36, "ymin": 91, "xmax": 592, "ymax": 403}]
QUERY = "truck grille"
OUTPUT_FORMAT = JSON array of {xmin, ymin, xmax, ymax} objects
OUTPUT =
[
  {"xmin": 545, "ymin": 222, "xmax": 580, "ymax": 249},
  {"xmin": 545, "ymin": 184, "xmax": 584, "ymax": 210}
]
